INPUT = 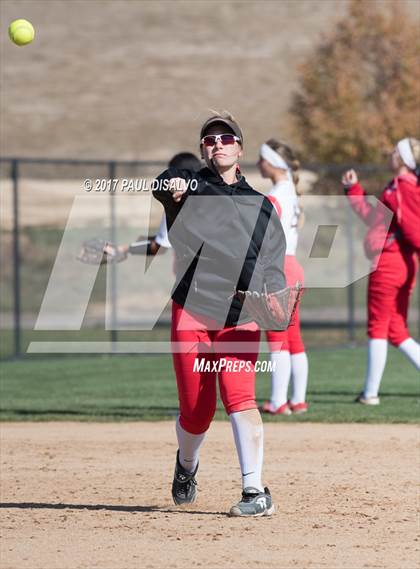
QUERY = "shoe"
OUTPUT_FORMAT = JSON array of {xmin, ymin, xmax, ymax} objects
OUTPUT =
[
  {"xmin": 229, "ymin": 486, "xmax": 275, "ymax": 517},
  {"xmin": 355, "ymin": 393, "xmax": 380, "ymax": 406},
  {"xmin": 171, "ymin": 450, "xmax": 198, "ymax": 505},
  {"xmin": 260, "ymin": 401, "xmax": 291, "ymax": 415},
  {"xmin": 288, "ymin": 401, "xmax": 309, "ymax": 414},
  {"xmin": 260, "ymin": 400, "xmax": 274, "ymax": 413}
]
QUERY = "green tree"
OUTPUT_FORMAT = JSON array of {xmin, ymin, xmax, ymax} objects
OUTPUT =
[{"xmin": 290, "ymin": 0, "xmax": 420, "ymax": 163}]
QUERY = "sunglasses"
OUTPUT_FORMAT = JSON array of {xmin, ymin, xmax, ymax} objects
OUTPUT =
[{"xmin": 201, "ymin": 133, "xmax": 241, "ymax": 147}]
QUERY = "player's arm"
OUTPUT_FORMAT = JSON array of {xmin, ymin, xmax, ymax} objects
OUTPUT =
[
  {"xmin": 266, "ymin": 194, "xmax": 282, "ymax": 218},
  {"xmin": 382, "ymin": 181, "xmax": 420, "ymax": 252},
  {"xmin": 262, "ymin": 200, "xmax": 287, "ymax": 293},
  {"xmin": 114, "ymin": 235, "xmax": 169, "ymax": 256},
  {"xmin": 113, "ymin": 211, "xmax": 172, "ymax": 257},
  {"xmin": 125, "ymin": 237, "xmax": 159, "ymax": 256},
  {"xmin": 342, "ymin": 169, "xmax": 375, "ymax": 224},
  {"xmin": 152, "ymin": 167, "xmax": 193, "ymax": 227},
  {"xmin": 236, "ymin": 201, "xmax": 298, "ymax": 331}
]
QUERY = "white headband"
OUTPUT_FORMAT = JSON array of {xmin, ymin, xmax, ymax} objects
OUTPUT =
[
  {"xmin": 397, "ymin": 138, "xmax": 416, "ymax": 170},
  {"xmin": 260, "ymin": 143, "xmax": 290, "ymax": 171}
]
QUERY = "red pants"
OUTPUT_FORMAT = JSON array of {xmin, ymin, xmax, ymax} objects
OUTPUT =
[
  {"xmin": 266, "ymin": 255, "xmax": 305, "ymax": 354},
  {"xmin": 368, "ymin": 249, "xmax": 417, "ymax": 345},
  {"xmin": 171, "ymin": 301, "xmax": 261, "ymax": 434}
]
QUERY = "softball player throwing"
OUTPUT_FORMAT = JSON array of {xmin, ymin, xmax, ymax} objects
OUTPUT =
[
  {"xmin": 343, "ymin": 137, "xmax": 420, "ymax": 405},
  {"xmin": 258, "ymin": 140, "xmax": 309, "ymax": 415},
  {"xmin": 153, "ymin": 112, "xmax": 287, "ymax": 517}
]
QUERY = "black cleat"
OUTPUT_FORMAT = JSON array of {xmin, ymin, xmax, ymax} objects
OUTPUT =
[{"xmin": 171, "ymin": 450, "xmax": 198, "ymax": 505}]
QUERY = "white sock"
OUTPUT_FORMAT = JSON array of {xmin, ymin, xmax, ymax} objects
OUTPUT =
[
  {"xmin": 290, "ymin": 352, "xmax": 309, "ymax": 404},
  {"xmin": 175, "ymin": 416, "xmax": 205, "ymax": 473},
  {"xmin": 230, "ymin": 409, "xmax": 264, "ymax": 492},
  {"xmin": 398, "ymin": 338, "xmax": 420, "ymax": 370},
  {"xmin": 363, "ymin": 339, "xmax": 388, "ymax": 398},
  {"xmin": 270, "ymin": 350, "xmax": 291, "ymax": 407}
]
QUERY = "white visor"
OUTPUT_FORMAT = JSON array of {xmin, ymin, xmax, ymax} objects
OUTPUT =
[
  {"xmin": 260, "ymin": 143, "xmax": 290, "ymax": 170},
  {"xmin": 397, "ymin": 138, "xmax": 416, "ymax": 170}
]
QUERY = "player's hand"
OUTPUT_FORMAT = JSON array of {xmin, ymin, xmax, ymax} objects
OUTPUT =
[
  {"xmin": 169, "ymin": 177, "xmax": 188, "ymax": 202},
  {"xmin": 116, "ymin": 244, "xmax": 129, "ymax": 255},
  {"xmin": 342, "ymin": 169, "xmax": 358, "ymax": 187},
  {"xmin": 103, "ymin": 242, "xmax": 128, "ymax": 261},
  {"xmin": 103, "ymin": 243, "xmax": 126, "ymax": 256},
  {"xmin": 266, "ymin": 293, "xmax": 287, "ymax": 323}
]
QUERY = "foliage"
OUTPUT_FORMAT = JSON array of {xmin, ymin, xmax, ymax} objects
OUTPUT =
[{"xmin": 291, "ymin": 0, "xmax": 420, "ymax": 163}]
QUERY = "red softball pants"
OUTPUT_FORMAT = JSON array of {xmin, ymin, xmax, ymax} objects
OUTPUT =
[
  {"xmin": 171, "ymin": 301, "xmax": 261, "ymax": 435},
  {"xmin": 266, "ymin": 255, "xmax": 305, "ymax": 354},
  {"xmin": 368, "ymin": 249, "xmax": 417, "ymax": 345}
]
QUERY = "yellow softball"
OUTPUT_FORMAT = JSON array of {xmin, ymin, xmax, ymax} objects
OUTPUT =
[{"xmin": 8, "ymin": 19, "xmax": 35, "ymax": 46}]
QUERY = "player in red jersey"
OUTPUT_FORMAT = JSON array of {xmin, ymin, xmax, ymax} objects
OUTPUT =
[{"xmin": 342, "ymin": 137, "xmax": 420, "ymax": 405}]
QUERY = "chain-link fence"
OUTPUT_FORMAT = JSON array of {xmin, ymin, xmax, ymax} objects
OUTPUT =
[{"xmin": 1, "ymin": 157, "xmax": 418, "ymax": 358}]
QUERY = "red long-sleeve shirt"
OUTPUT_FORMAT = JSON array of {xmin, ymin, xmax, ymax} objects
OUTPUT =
[
  {"xmin": 381, "ymin": 173, "xmax": 420, "ymax": 255},
  {"xmin": 345, "ymin": 179, "xmax": 400, "ymax": 260}
]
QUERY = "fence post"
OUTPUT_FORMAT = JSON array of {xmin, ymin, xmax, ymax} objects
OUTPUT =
[
  {"xmin": 11, "ymin": 159, "xmax": 22, "ymax": 358},
  {"xmin": 346, "ymin": 205, "xmax": 356, "ymax": 343},
  {"xmin": 109, "ymin": 161, "xmax": 118, "ymax": 351}
]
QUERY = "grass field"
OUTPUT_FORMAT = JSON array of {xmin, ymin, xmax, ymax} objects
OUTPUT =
[{"xmin": 1, "ymin": 347, "xmax": 418, "ymax": 423}]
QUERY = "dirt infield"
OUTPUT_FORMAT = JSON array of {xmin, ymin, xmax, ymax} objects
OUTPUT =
[{"xmin": 1, "ymin": 422, "xmax": 418, "ymax": 569}]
